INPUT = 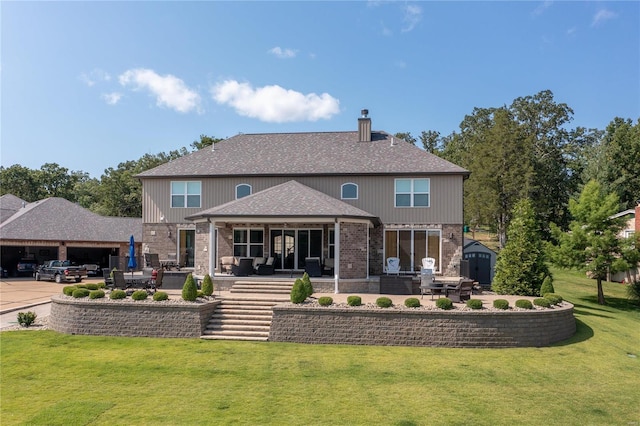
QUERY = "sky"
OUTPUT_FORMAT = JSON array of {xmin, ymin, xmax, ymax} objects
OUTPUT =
[{"xmin": 2, "ymin": 1, "xmax": 639, "ymax": 179}]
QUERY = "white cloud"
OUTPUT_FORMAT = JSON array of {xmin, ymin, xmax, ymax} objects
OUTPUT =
[
  {"xmin": 211, "ymin": 80, "xmax": 340, "ymax": 123},
  {"xmin": 101, "ymin": 92, "xmax": 122, "ymax": 105},
  {"xmin": 80, "ymin": 68, "xmax": 111, "ymax": 87},
  {"xmin": 269, "ymin": 47, "xmax": 297, "ymax": 58},
  {"xmin": 592, "ymin": 9, "xmax": 616, "ymax": 27},
  {"xmin": 532, "ymin": 1, "xmax": 553, "ymax": 17},
  {"xmin": 402, "ymin": 4, "xmax": 422, "ymax": 32},
  {"xmin": 118, "ymin": 68, "xmax": 201, "ymax": 113}
]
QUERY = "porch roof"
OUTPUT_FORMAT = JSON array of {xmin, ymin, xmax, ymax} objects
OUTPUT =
[{"xmin": 185, "ymin": 180, "xmax": 380, "ymax": 225}]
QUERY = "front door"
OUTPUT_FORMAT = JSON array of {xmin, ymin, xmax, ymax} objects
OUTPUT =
[
  {"xmin": 270, "ymin": 229, "xmax": 322, "ymax": 270},
  {"xmin": 178, "ymin": 229, "xmax": 195, "ymax": 268}
]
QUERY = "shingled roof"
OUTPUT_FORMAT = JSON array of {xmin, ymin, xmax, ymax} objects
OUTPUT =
[
  {"xmin": 186, "ymin": 180, "xmax": 380, "ymax": 225},
  {"xmin": 137, "ymin": 131, "xmax": 469, "ymax": 178},
  {"xmin": 0, "ymin": 197, "xmax": 142, "ymax": 242},
  {"xmin": 0, "ymin": 194, "xmax": 27, "ymax": 224}
]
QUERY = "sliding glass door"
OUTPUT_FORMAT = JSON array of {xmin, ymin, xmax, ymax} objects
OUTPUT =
[
  {"xmin": 384, "ymin": 229, "xmax": 441, "ymax": 272},
  {"xmin": 270, "ymin": 229, "xmax": 322, "ymax": 270}
]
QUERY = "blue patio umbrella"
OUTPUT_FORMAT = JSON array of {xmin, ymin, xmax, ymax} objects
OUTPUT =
[{"xmin": 128, "ymin": 235, "xmax": 137, "ymax": 274}]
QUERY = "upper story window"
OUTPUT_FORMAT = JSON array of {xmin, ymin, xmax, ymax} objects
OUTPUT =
[
  {"xmin": 171, "ymin": 181, "xmax": 201, "ymax": 208},
  {"xmin": 395, "ymin": 178, "xmax": 429, "ymax": 207},
  {"xmin": 341, "ymin": 183, "xmax": 358, "ymax": 200},
  {"xmin": 236, "ymin": 184, "xmax": 252, "ymax": 199}
]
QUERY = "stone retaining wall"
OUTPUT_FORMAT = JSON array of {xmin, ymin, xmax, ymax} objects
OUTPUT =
[
  {"xmin": 49, "ymin": 296, "xmax": 219, "ymax": 338},
  {"xmin": 269, "ymin": 304, "xmax": 576, "ymax": 348}
]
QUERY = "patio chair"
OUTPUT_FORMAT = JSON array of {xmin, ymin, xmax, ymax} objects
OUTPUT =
[
  {"xmin": 419, "ymin": 273, "xmax": 443, "ymax": 300},
  {"xmin": 386, "ymin": 257, "xmax": 400, "ymax": 275},
  {"xmin": 256, "ymin": 257, "xmax": 275, "ymax": 275},
  {"xmin": 144, "ymin": 253, "xmax": 161, "ymax": 269},
  {"xmin": 322, "ymin": 258, "xmax": 334, "ymax": 276},
  {"xmin": 150, "ymin": 268, "xmax": 163, "ymax": 293},
  {"xmin": 444, "ymin": 278, "xmax": 474, "ymax": 303},
  {"xmin": 231, "ymin": 258, "xmax": 254, "ymax": 276},
  {"xmin": 111, "ymin": 270, "xmax": 129, "ymax": 290},
  {"xmin": 305, "ymin": 257, "xmax": 322, "ymax": 277},
  {"xmin": 421, "ymin": 257, "xmax": 435, "ymax": 275},
  {"xmin": 220, "ymin": 256, "xmax": 235, "ymax": 274},
  {"xmin": 103, "ymin": 269, "xmax": 114, "ymax": 288}
]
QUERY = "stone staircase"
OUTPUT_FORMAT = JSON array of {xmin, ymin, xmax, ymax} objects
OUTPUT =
[{"xmin": 200, "ymin": 281, "xmax": 293, "ymax": 341}]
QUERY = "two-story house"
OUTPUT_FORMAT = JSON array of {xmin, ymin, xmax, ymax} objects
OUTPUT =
[{"xmin": 137, "ymin": 110, "xmax": 469, "ymax": 292}]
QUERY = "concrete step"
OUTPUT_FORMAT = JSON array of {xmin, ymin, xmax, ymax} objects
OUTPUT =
[
  {"xmin": 201, "ymin": 334, "xmax": 269, "ymax": 341},
  {"xmin": 208, "ymin": 318, "xmax": 272, "ymax": 326},
  {"xmin": 213, "ymin": 311, "xmax": 273, "ymax": 319},
  {"xmin": 231, "ymin": 288, "xmax": 291, "ymax": 295},
  {"xmin": 202, "ymin": 329, "xmax": 270, "ymax": 338}
]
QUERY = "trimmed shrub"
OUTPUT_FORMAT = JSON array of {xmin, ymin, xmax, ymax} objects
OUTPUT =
[
  {"xmin": 131, "ymin": 290, "xmax": 148, "ymax": 300},
  {"xmin": 301, "ymin": 272, "xmax": 314, "ymax": 298},
  {"xmin": 540, "ymin": 276, "xmax": 555, "ymax": 296},
  {"xmin": 182, "ymin": 274, "xmax": 198, "ymax": 301},
  {"xmin": 72, "ymin": 288, "xmax": 90, "ymax": 298},
  {"xmin": 89, "ymin": 290, "xmax": 105, "ymax": 299},
  {"xmin": 85, "ymin": 283, "xmax": 99, "ymax": 291},
  {"xmin": 515, "ymin": 299, "xmax": 534, "ymax": 309},
  {"xmin": 290, "ymin": 278, "xmax": 307, "ymax": 304},
  {"xmin": 544, "ymin": 293, "xmax": 563, "ymax": 305},
  {"xmin": 627, "ymin": 280, "xmax": 640, "ymax": 304},
  {"xmin": 436, "ymin": 298, "xmax": 454, "ymax": 310},
  {"xmin": 201, "ymin": 274, "xmax": 214, "ymax": 296},
  {"xmin": 318, "ymin": 296, "xmax": 333, "ymax": 306},
  {"xmin": 404, "ymin": 297, "xmax": 421, "ymax": 308},
  {"xmin": 493, "ymin": 299, "xmax": 510, "ymax": 310},
  {"xmin": 347, "ymin": 296, "xmax": 362, "ymax": 306},
  {"xmin": 63, "ymin": 286, "xmax": 77, "ymax": 296},
  {"xmin": 376, "ymin": 297, "xmax": 393, "ymax": 308},
  {"xmin": 110, "ymin": 289, "xmax": 126, "ymax": 300},
  {"xmin": 466, "ymin": 299, "xmax": 484, "ymax": 309},
  {"xmin": 96, "ymin": 282, "xmax": 106, "ymax": 289},
  {"xmin": 153, "ymin": 291, "xmax": 169, "ymax": 301},
  {"xmin": 533, "ymin": 297, "xmax": 551, "ymax": 308},
  {"xmin": 17, "ymin": 311, "xmax": 37, "ymax": 327},
  {"xmin": 197, "ymin": 290, "xmax": 205, "ymax": 298},
  {"xmin": 76, "ymin": 284, "xmax": 88, "ymax": 289}
]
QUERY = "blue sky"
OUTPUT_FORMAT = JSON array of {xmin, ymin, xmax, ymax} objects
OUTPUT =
[{"xmin": 2, "ymin": 1, "xmax": 639, "ymax": 179}]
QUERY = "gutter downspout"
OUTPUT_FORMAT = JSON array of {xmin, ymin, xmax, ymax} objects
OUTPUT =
[{"xmin": 334, "ymin": 220, "xmax": 340, "ymax": 293}]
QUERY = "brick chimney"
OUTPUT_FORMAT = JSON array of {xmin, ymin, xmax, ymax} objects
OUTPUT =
[{"xmin": 358, "ymin": 109, "xmax": 371, "ymax": 142}]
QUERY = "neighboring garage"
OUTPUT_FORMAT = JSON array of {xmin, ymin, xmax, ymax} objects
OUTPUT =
[
  {"xmin": 0, "ymin": 194, "xmax": 141, "ymax": 277},
  {"xmin": 463, "ymin": 238, "xmax": 497, "ymax": 288}
]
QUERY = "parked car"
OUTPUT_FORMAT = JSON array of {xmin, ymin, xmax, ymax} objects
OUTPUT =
[
  {"xmin": 82, "ymin": 264, "xmax": 102, "ymax": 277},
  {"xmin": 16, "ymin": 258, "xmax": 38, "ymax": 277}
]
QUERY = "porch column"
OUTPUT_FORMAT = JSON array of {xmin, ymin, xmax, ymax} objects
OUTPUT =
[
  {"xmin": 334, "ymin": 220, "xmax": 340, "ymax": 293},
  {"xmin": 209, "ymin": 220, "xmax": 215, "ymax": 275}
]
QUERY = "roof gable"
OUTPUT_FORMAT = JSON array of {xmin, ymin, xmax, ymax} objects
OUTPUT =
[
  {"xmin": 0, "ymin": 194, "xmax": 27, "ymax": 223},
  {"xmin": 137, "ymin": 131, "xmax": 469, "ymax": 178}
]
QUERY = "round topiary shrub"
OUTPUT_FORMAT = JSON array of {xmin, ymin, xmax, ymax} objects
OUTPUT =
[
  {"xmin": 63, "ymin": 286, "xmax": 77, "ymax": 296},
  {"xmin": 404, "ymin": 297, "xmax": 421, "ymax": 308},
  {"xmin": 89, "ymin": 289, "xmax": 105, "ymax": 299},
  {"xmin": 533, "ymin": 298, "xmax": 551, "ymax": 308},
  {"xmin": 153, "ymin": 291, "xmax": 169, "ymax": 301},
  {"xmin": 466, "ymin": 299, "xmax": 483, "ymax": 309},
  {"xmin": 347, "ymin": 295, "xmax": 362, "ymax": 306},
  {"xmin": 85, "ymin": 283, "xmax": 99, "ymax": 291},
  {"xmin": 182, "ymin": 273, "xmax": 198, "ymax": 301},
  {"xmin": 376, "ymin": 297, "xmax": 393, "ymax": 308},
  {"xmin": 493, "ymin": 299, "xmax": 510, "ymax": 310},
  {"xmin": 76, "ymin": 284, "xmax": 87, "ymax": 289},
  {"xmin": 301, "ymin": 272, "xmax": 314, "ymax": 298},
  {"xmin": 110, "ymin": 289, "xmax": 126, "ymax": 300},
  {"xmin": 318, "ymin": 296, "xmax": 333, "ymax": 306},
  {"xmin": 201, "ymin": 274, "xmax": 214, "ymax": 296},
  {"xmin": 540, "ymin": 276, "xmax": 555, "ymax": 296},
  {"xmin": 72, "ymin": 288, "xmax": 90, "ymax": 298},
  {"xmin": 436, "ymin": 297, "xmax": 454, "ymax": 310},
  {"xmin": 515, "ymin": 299, "xmax": 534, "ymax": 309},
  {"xmin": 290, "ymin": 278, "xmax": 307, "ymax": 304},
  {"xmin": 544, "ymin": 293, "xmax": 563, "ymax": 305},
  {"xmin": 131, "ymin": 290, "xmax": 148, "ymax": 300}
]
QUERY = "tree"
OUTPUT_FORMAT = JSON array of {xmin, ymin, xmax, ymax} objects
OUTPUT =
[
  {"xmin": 492, "ymin": 198, "xmax": 550, "ymax": 296},
  {"xmin": 394, "ymin": 132, "xmax": 416, "ymax": 145},
  {"xmin": 0, "ymin": 164, "xmax": 41, "ymax": 201},
  {"xmin": 419, "ymin": 130, "xmax": 441, "ymax": 153},
  {"xmin": 550, "ymin": 180, "xmax": 624, "ymax": 305},
  {"xmin": 191, "ymin": 134, "xmax": 223, "ymax": 151}
]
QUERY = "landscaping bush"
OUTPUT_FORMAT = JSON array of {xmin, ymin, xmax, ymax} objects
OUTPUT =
[
  {"xmin": 404, "ymin": 297, "xmax": 421, "ymax": 308},
  {"xmin": 347, "ymin": 295, "xmax": 362, "ymax": 306},
  {"xmin": 153, "ymin": 291, "xmax": 169, "ymax": 301},
  {"xmin": 533, "ymin": 298, "xmax": 551, "ymax": 308},
  {"xmin": 76, "ymin": 284, "xmax": 87, "ymax": 289},
  {"xmin": 544, "ymin": 293, "xmax": 563, "ymax": 305},
  {"xmin": 627, "ymin": 280, "xmax": 640, "ymax": 304},
  {"xmin": 201, "ymin": 274, "xmax": 213, "ymax": 296},
  {"xmin": 318, "ymin": 296, "xmax": 333, "ymax": 306},
  {"xmin": 63, "ymin": 286, "xmax": 77, "ymax": 296},
  {"xmin": 110, "ymin": 289, "xmax": 126, "ymax": 300},
  {"xmin": 89, "ymin": 289, "xmax": 105, "ymax": 299},
  {"xmin": 85, "ymin": 283, "xmax": 99, "ymax": 291},
  {"xmin": 72, "ymin": 288, "xmax": 90, "ymax": 298},
  {"xmin": 515, "ymin": 299, "xmax": 534, "ymax": 309},
  {"xmin": 376, "ymin": 297, "xmax": 393, "ymax": 308},
  {"xmin": 301, "ymin": 272, "xmax": 314, "ymax": 298},
  {"xmin": 131, "ymin": 290, "xmax": 148, "ymax": 301},
  {"xmin": 493, "ymin": 299, "xmax": 510, "ymax": 310},
  {"xmin": 540, "ymin": 276, "xmax": 555, "ymax": 296},
  {"xmin": 182, "ymin": 274, "xmax": 198, "ymax": 301},
  {"xmin": 436, "ymin": 298, "xmax": 454, "ymax": 310},
  {"xmin": 466, "ymin": 299, "xmax": 483, "ymax": 309},
  {"xmin": 290, "ymin": 278, "xmax": 307, "ymax": 304},
  {"xmin": 17, "ymin": 311, "xmax": 37, "ymax": 327}
]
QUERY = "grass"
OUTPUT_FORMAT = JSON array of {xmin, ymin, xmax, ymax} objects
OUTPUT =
[{"xmin": 1, "ymin": 269, "xmax": 639, "ymax": 425}]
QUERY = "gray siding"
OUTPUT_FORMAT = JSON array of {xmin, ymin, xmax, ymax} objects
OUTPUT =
[{"xmin": 142, "ymin": 175, "xmax": 464, "ymax": 225}]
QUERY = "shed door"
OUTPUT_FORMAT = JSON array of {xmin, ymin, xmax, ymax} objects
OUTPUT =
[{"xmin": 464, "ymin": 252, "xmax": 491, "ymax": 285}]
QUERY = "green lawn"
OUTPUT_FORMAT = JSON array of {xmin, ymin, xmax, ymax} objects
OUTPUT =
[{"xmin": 1, "ymin": 269, "xmax": 639, "ymax": 425}]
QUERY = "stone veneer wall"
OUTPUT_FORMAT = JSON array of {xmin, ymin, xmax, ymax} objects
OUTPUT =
[
  {"xmin": 269, "ymin": 304, "xmax": 576, "ymax": 348},
  {"xmin": 338, "ymin": 222, "xmax": 368, "ymax": 279},
  {"xmin": 49, "ymin": 296, "xmax": 219, "ymax": 338}
]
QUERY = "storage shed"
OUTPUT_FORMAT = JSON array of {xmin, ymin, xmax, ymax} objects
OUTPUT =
[{"xmin": 463, "ymin": 238, "xmax": 497, "ymax": 288}]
